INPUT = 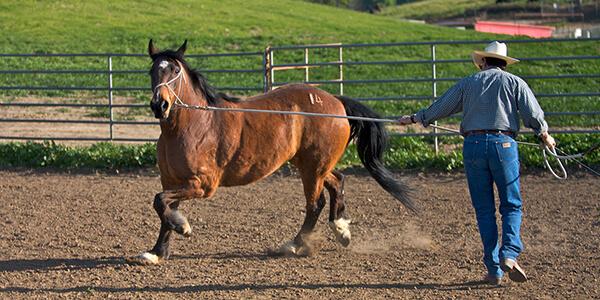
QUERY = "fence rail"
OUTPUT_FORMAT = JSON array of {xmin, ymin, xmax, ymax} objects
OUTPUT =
[{"xmin": 1, "ymin": 38, "xmax": 599, "ymax": 143}]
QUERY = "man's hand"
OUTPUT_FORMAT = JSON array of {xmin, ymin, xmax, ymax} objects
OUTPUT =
[
  {"xmin": 398, "ymin": 114, "xmax": 415, "ymax": 125},
  {"xmin": 539, "ymin": 132, "xmax": 556, "ymax": 149}
]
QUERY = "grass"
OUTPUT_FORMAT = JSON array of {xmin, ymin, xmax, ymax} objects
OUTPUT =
[
  {"xmin": 1, "ymin": 134, "xmax": 598, "ymax": 172},
  {"xmin": 0, "ymin": 142, "xmax": 156, "ymax": 170},
  {"xmin": 0, "ymin": 0, "xmax": 492, "ymax": 102},
  {"xmin": 0, "ymin": 0, "xmax": 484, "ymax": 53}
]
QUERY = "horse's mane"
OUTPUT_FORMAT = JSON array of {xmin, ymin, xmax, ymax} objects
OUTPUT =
[{"xmin": 153, "ymin": 50, "xmax": 241, "ymax": 105}]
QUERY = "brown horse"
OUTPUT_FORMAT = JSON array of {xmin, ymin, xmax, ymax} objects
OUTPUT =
[{"xmin": 133, "ymin": 40, "xmax": 416, "ymax": 265}]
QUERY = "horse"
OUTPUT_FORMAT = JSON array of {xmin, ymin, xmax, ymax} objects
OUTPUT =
[{"xmin": 132, "ymin": 40, "xmax": 416, "ymax": 265}]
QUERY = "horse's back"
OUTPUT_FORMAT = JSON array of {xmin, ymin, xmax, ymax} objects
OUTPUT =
[
  {"xmin": 244, "ymin": 84, "xmax": 346, "ymax": 116},
  {"xmin": 218, "ymin": 84, "xmax": 351, "ymax": 184},
  {"xmin": 253, "ymin": 84, "xmax": 351, "ymax": 174}
]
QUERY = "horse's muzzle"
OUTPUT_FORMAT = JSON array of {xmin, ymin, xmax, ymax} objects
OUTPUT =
[{"xmin": 150, "ymin": 98, "xmax": 171, "ymax": 119}]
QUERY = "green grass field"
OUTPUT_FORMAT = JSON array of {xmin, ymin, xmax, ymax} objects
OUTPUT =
[
  {"xmin": 0, "ymin": 0, "xmax": 487, "ymax": 53},
  {"xmin": 0, "ymin": 0, "xmax": 598, "ymax": 170}
]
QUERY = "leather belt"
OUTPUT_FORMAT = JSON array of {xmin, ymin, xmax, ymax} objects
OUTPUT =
[{"xmin": 463, "ymin": 129, "xmax": 515, "ymax": 138}]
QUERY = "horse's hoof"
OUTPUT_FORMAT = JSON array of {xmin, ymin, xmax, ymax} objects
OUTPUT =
[
  {"xmin": 274, "ymin": 240, "xmax": 312, "ymax": 257},
  {"xmin": 126, "ymin": 252, "xmax": 161, "ymax": 265},
  {"xmin": 338, "ymin": 234, "xmax": 351, "ymax": 247},
  {"xmin": 329, "ymin": 218, "xmax": 352, "ymax": 247},
  {"xmin": 278, "ymin": 241, "xmax": 299, "ymax": 255},
  {"xmin": 175, "ymin": 223, "xmax": 192, "ymax": 237}
]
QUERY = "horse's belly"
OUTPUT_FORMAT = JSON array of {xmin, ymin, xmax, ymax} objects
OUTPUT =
[{"xmin": 219, "ymin": 149, "xmax": 292, "ymax": 187}]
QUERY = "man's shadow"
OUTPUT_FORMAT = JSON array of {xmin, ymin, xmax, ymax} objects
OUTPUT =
[{"xmin": 0, "ymin": 280, "xmax": 504, "ymax": 294}]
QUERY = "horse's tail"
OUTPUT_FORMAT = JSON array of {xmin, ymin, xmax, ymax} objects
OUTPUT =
[{"xmin": 336, "ymin": 95, "xmax": 417, "ymax": 213}]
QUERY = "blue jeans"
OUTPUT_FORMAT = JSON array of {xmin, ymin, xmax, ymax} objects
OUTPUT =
[{"xmin": 463, "ymin": 133, "xmax": 523, "ymax": 278}]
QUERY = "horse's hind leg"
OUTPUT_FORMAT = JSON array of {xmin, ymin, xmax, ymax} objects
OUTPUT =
[
  {"xmin": 280, "ymin": 176, "xmax": 326, "ymax": 256},
  {"xmin": 325, "ymin": 170, "xmax": 351, "ymax": 247}
]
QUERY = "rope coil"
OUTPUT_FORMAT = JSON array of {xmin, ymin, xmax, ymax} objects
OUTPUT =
[{"xmin": 428, "ymin": 125, "xmax": 596, "ymax": 180}]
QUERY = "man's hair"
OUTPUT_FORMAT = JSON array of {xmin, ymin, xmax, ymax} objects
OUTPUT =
[{"xmin": 484, "ymin": 57, "xmax": 507, "ymax": 69}]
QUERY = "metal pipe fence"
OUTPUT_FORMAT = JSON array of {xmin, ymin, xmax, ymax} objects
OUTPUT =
[
  {"xmin": 0, "ymin": 51, "xmax": 265, "ymax": 142},
  {"xmin": 1, "ymin": 38, "xmax": 599, "ymax": 143},
  {"xmin": 267, "ymin": 38, "xmax": 600, "ymax": 150}
]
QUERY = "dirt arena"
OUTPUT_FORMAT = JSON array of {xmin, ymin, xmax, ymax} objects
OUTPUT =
[{"xmin": 0, "ymin": 169, "xmax": 598, "ymax": 299}]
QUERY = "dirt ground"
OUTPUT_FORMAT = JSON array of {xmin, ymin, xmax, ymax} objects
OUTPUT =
[{"xmin": 0, "ymin": 169, "xmax": 598, "ymax": 299}]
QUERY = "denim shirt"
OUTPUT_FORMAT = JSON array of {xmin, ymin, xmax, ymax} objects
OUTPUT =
[{"xmin": 415, "ymin": 67, "xmax": 549, "ymax": 135}]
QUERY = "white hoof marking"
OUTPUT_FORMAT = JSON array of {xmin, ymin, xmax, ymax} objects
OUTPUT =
[
  {"xmin": 329, "ymin": 218, "xmax": 352, "ymax": 247},
  {"xmin": 181, "ymin": 222, "xmax": 192, "ymax": 236},
  {"xmin": 279, "ymin": 241, "xmax": 299, "ymax": 255},
  {"xmin": 139, "ymin": 252, "xmax": 160, "ymax": 265}
]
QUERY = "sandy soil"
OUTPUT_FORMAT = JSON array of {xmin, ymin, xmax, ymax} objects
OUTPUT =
[{"xmin": 0, "ymin": 169, "xmax": 598, "ymax": 299}]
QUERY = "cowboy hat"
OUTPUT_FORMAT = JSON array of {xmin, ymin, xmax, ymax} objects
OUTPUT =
[{"xmin": 472, "ymin": 41, "xmax": 519, "ymax": 69}]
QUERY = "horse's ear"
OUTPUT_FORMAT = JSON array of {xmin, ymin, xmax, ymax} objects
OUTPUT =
[
  {"xmin": 176, "ymin": 40, "xmax": 188, "ymax": 58},
  {"xmin": 148, "ymin": 39, "xmax": 159, "ymax": 58}
]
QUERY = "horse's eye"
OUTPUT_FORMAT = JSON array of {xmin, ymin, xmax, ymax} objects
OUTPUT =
[{"xmin": 174, "ymin": 66, "xmax": 180, "ymax": 73}]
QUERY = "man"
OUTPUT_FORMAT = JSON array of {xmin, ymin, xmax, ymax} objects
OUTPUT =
[{"xmin": 398, "ymin": 41, "xmax": 556, "ymax": 285}]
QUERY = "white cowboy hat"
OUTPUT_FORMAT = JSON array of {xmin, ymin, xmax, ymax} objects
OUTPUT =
[{"xmin": 472, "ymin": 41, "xmax": 519, "ymax": 69}]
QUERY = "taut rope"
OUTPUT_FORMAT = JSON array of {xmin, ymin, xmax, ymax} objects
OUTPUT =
[{"xmin": 155, "ymin": 70, "xmax": 598, "ymax": 180}]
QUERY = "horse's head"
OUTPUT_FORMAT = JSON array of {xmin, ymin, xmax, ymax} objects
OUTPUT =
[{"xmin": 148, "ymin": 39, "xmax": 188, "ymax": 119}]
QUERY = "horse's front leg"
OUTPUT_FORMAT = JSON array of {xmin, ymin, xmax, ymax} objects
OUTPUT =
[
  {"xmin": 131, "ymin": 187, "xmax": 205, "ymax": 265},
  {"xmin": 156, "ymin": 191, "xmax": 193, "ymax": 237}
]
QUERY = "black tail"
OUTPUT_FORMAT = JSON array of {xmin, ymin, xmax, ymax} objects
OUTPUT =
[{"xmin": 337, "ymin": 95, "xmax": 417, "ymax": 213}]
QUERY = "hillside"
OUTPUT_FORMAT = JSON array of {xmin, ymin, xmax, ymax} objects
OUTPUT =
[{"xmin": 0, "ymin": 0, "xmax": 489, "ymax": 54}]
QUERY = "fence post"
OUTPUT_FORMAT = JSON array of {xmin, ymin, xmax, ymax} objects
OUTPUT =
[
  {"xmin": 304, "ymin": 48, "xmax": 309, "ymax": 82},
  {"xmin": 269, "ymin": 48, "xmax": 275, "ymax": 91},
  {"xmin": 263, "ymin": 47, "xmax": 271, "ymax": 93},
  {"xmin": 431, "ymin": 44, "xmax": 439, "ymax": 154},
  {"xmin": 107, "ymin": 55, "xmax": 114, "ymax": 141},
  {"xmin": 339, "ymin": 45, "xmax": 344, "ymax": 95}
]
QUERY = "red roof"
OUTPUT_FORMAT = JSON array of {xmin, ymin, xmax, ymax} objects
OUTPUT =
[{"xmin": 475, "ymin": 21, "xmax": 555, "ymax": 38}]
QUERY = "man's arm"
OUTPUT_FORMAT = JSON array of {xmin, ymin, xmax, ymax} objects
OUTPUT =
[
  {"xmin": 399, "ymin": 79, "xmax": 465, "ymax": 125},
  {"xmin": 517, "ymin": 82, "xmax": 548, "ymax": 134},
  {"xmin": 517, "ymin": 82, "xmax": 555, "ymax": 148}
]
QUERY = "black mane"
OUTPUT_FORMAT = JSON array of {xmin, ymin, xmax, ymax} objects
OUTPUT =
[{"xmin": 152, "ymin": 50, "xmax": 241, "ymax": 105}]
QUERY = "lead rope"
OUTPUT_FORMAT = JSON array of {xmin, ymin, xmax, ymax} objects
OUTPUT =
[{"xmin": 157, "ymin": 78, "xmax": 596, "ymax": 180}]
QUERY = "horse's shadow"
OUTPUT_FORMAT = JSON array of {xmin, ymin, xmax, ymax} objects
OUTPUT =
[
  {"xmin": 0, "ymin": 280, "xmax": 503, "ymax": 294},
  {"xmin": 172, "ymin": 249, "xmax": 315, "ymax": 261},
  {"xmin": 0, "ymin": 251, "xmax": 283, "ymax": 273},
  {"xmin": 0, "ymin": 254, "xmax": 505, "ymax": 293},
  {"xmin": 0, "ymin": 256, "xmax": 125, "ymax": 272}
]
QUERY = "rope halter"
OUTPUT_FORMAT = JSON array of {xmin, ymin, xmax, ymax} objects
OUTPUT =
[{"xmin": 153, "ymin": 61, "xmax": 188, "ymax": 108}]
